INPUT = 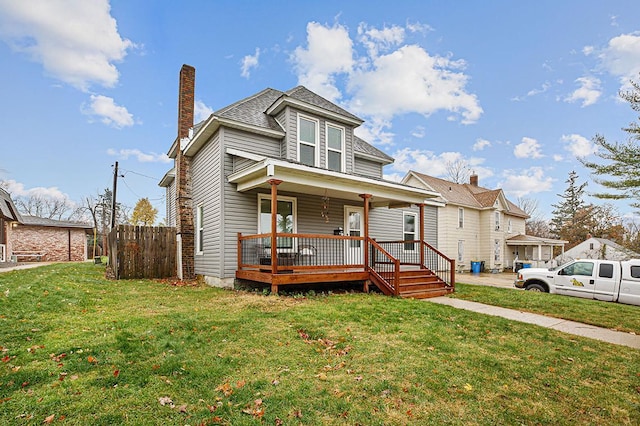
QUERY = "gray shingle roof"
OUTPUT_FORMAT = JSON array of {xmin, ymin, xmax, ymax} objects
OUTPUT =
[
  {"xmin": 284, "ymin": 86, "xmax": 362, "ymax": 122},
  {"xmin": 0, "ymin": 188, "xmax": 22, "ymax": 222},
  {"xmin": 21, "ymin": 216, "xmax": 93, "ymax": 229}
]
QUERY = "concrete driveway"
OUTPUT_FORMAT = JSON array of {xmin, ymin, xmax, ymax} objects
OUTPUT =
[{"xmin": 456, "ymin": 271, "xmax": 518, "ymax": 289}]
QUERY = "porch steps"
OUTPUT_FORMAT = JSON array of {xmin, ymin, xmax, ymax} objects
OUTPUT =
[{"xmin": 377, "ymin": 269, "xmax": 454, "ymax": 299}]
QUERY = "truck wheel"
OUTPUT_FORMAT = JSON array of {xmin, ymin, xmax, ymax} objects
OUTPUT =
[{"xmin": 525, "ymin": 283, "xmax": 545, "ymax": 292}]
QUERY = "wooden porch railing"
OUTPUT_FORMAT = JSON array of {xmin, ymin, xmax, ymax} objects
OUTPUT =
[
  {"xmin": 238, "ymin": 233, "xmax": 365, "ymax": 273},
  {"xmin": 376, "ymin": 240, "xmax": 455, "ymax": 289},
  {"xmin": 368, "ymin": 239, "xmax": 400, "ymax": 295}
]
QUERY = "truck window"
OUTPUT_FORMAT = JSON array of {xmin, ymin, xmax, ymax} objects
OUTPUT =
[
  {"xmin": 567, "ymin": 261, "xmax": 594, "ymax": 277},
  {"xmin": 631, "ymin": 266, "xmax": 640, "ymax": 279},
  {"xmin": 599, "ymin": 263, "xmax": 614, "ymax": 279}
]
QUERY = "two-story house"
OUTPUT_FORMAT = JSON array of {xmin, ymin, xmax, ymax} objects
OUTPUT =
[
  {"xmin": 159, "ymin": 65, "xmax": 454, "ymax": 297},
  {"xmin": 402, "ymin": 171, "xmax": 566, "ymax": 272}
]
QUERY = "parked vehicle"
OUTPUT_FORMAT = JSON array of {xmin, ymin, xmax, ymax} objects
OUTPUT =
[{"xmin": 514, "ymin": 259, "xmax": 640, "ymax": 306}]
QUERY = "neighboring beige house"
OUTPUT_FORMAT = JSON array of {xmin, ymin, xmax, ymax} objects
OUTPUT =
[
  {"xmin": 402, "ymin": 171, "xmax": 566, "ymax": 272},
  {"xmin": 555, "ymin": 236, "xmax": 639, "ymax": 264}
]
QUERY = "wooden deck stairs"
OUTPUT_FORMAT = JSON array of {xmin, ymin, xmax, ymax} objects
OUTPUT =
[{"xmin": 373, "ymin": 268, "xmax": 454, "ymax": 299}]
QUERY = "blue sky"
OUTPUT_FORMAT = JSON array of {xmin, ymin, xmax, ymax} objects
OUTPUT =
[{"xmin": 1, "ymin": 0, "xmax": 640, "ymax": 222}]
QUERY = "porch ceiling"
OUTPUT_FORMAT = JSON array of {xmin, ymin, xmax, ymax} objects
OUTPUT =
[{"xmin": 228, "ymin": 158, "xmax": 441, "ymax": 207}]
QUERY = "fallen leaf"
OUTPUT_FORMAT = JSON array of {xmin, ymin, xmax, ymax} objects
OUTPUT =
[
  {"xmin": 44, "ymin": 414, "xmax": 55, "ymax": 424},
  {"xmin": 215, "ymin": 382, "xmax": 233, "ymax": 396},
  {"xmin": 464, "ymin": 383, "xmax": 473, "ymax": 391},
  {"xmin": 236, "ymin": 379, "xmax": 246, "ymax": 389},
  {"xmin": 87, "ymin": 356, "xmax": 97, "ymax": 364},
  {"xmin": 113, "ymin": 370, "xmax": 120, "ymax": 378},
  {"xmin": 178, "ymin": 404, "xmax": 188, "ymax": 413},
  {"xmin": 158, "ymin": 396, "xmax": 175, "ymax": 408}
]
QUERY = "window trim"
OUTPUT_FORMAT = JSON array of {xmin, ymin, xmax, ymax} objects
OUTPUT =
[
  {"xmin": 257, "ymin": 194, "xmax": 298, "ymax": 252},
  {"xmin": 195, "ymin": 203, "xmax": 204, "ymax": 255},
  {"xmin": 457, "ymin": 240, "xmax": 464, "ymax": 262},
  {"xmin": 495, "ymin": 211, "xmax": 501, "ymax": 231},
  {"xmin": 325, "ymin": 122, "xmax": 345, "ymax": 172},
  {"xmin": 403, "ymin": 211, "xmax": 418, "ymax": 252},
  {"xmin": 297, "ymin": 114, "xmax": 319, "ymax": 167},
  {"xmin": 458, "ymin": 207, "xmax": 464, "ymax": 228}
]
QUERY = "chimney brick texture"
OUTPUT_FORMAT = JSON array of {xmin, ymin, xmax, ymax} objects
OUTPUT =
[
  {"xmin": 176, "ymin": 65, "xmax": 196, "ymax": 279},
  {"xmin": 469, "ymin": 174, "xmax": 478, "ymax": 186}
]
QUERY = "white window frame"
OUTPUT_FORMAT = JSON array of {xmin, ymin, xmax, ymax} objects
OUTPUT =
[
  {"xmin": 195, "ymin": 203, "xmax": 204, "ymax": 255},
  {"xmin": 403, "ymin": 211, "xmax": 418, "ymax": 252},
  {"xmin": 325, "ymin": 123, "xmax": 345, "ymax": 172},
  {"xmin": 297, "ymin": 114, "xmax": 319, "ymax": 167},
  {"xmin": 257, "ymin": 194, "xmax": 298, "ymax": 252},
  {"xmin": 495, "ymin": 211, "xmax": 501, "ymax": 231},
  {"xmin": 458, "ymin": 207, "xmax": 464, "ymax": 228},
  {"xmin": 494, "ymin": 239, "xmax": 501, "ymax": 262},
  {"xmin": 507, "ymin": 218, "xmax": 512, "ymax": 233},
  {"xmin": 457, "ymin": 240, "xmax": 464, "ymax": 262}
]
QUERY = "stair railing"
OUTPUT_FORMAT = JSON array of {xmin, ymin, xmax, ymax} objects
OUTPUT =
[{"xmin": 368, "ymin": 239, "xmax": 400, "ymax": 296}]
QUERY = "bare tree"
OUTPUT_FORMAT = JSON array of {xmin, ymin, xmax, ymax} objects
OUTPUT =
[{"xmin": 445, "ymin": 159, "xmax": 471, "ymax": 184}]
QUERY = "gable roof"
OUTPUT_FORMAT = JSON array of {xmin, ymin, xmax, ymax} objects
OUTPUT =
[
  {"xmin": 405, "ymin": 171, "xmax": 528, "ymax": 218},
  {"xmin": 176, "ymin": 85, "xmax": 389, "ymax": 163},
  {"xmin": 0, "ymin": 188, "xmax": 23, "ymax": 222}
]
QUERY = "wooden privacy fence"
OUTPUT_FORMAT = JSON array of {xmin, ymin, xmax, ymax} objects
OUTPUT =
[{"xmin": 108, "ymin": 225, "xmax": 177, "ymax": 279}]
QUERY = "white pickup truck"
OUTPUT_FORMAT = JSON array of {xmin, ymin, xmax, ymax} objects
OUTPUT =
[{"xmin": 515, "ymin": 259, "xmax": 640, "ymax": 306}]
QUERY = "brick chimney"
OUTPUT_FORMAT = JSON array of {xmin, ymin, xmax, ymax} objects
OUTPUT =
[
  {"xmin": 176, "ymin": 64, "xmax": 195, "ymax": 280},
  {"xmin": 469, "ymin": 173, "xmax": 478, "ymax": 186}
]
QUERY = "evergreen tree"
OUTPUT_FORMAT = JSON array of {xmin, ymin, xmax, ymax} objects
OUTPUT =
[
  {"xmin": 550, "ymin": 171, "xmax": 588, "ymax": 246},
  {"xmin": 581, "ymin": 76, "xmax": 640, "ymax": 210}
]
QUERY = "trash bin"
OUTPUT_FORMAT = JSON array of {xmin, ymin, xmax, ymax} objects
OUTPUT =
[
  {"xmin": 471, "ymin": 261, "xmax": 481, "ymax": 274},
  {"xmin": 523, "ymin": 263, "xmax": 532, "ymax": 269}
]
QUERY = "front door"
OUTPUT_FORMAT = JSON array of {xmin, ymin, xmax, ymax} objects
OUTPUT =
[{"xmin": 344, "ymin": 206, "xmax": 364, "ymax": 265}]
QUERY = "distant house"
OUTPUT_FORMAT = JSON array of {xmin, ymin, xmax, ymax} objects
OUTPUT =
[
  {"xmin": 0, "ymin": 188, "xmax": 93, "ymax": 264},
  {"xmin": 555, "ymin": 236, "xmax": 640, "ymax": 264},
  {"xmin": 402, "ymin": 171, "xmax": 567, "ymax": 271},
  {"xmin": 0, "ymin": 188, "xmax": 22, "ymax": 263},
  {"xmin": 159, "ymin": 65, "xmax": 454, "ymax": 297}
]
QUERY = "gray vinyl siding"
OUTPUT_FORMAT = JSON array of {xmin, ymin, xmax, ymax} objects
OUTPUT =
[
  {"xmin": 369, "ymin": 204, "xmax": 438, "ymax": 246},
  {"xmin": 354, "ymin": 157, "xmax": 383, "ymax": 178},
  {"xmin": 233, "ymin": 157, "xmax": 257, "ymax": 173},
  {"xmin": 191, "ymin": 132, "xmax": 222, "ymax": 277},
  {"xmin": 225, "ymin": 127, "xmax": 281, "ymax": 157}
]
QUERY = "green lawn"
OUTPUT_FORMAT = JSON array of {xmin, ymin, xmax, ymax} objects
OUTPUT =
[
  {"xmin": 453, "ymin": 282, "xmax": 640, "ymax": 335},
  {"xmin": 0, "ymin": 263, "xmax": 639, "ymax": 425}
]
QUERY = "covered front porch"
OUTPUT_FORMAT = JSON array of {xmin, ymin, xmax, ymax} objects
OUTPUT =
[
  {"xmin": 506, "ymin": 234, "xmax": 568, "ymax": 270},
  {"xmin": 229, "ymin": 157, "xmax": 455, "ymax": 297}
]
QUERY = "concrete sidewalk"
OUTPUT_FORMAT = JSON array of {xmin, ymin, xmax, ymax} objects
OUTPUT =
[
  {"xmin": 0, "ymin": 262, "xmax": 52, "ymax": 273},
  {"xmin": 428, "ymin": 296, "xmax": 640, "ymax": 350}
]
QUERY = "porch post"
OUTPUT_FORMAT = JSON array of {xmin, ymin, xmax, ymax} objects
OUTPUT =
[
  {"xmin": 419, "ymin": 203, "xmax": 425, "ymax": 269},
  {"xmin": 268, "ymin": 179, "xmax": 282, "ymax": 281},
  {"xmin": 359, "ymin": 194, "xmax": 372, "ymax": 270}
]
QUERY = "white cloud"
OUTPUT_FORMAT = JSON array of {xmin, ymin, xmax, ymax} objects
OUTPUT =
[
  {"xmin": 389, "ymin": 147, "xmax": 493, "ymax": 180},
  {"xmin": 411, "ymin": 126, "xmax": 426, "ymax": 138},
  {"xmin": 473, "ymin": 138, "xmax": 491, "ymax": 151},
  {"xmin": 240, "ymin": 48, "xmax": 260, "ymax": 78},
  {"xmin": 564, "ymin": 76, "xmax": 601, "ymax": 107},
  {"xmin": 83, "ymin": 95, "xmax": 134, "ymax": 128},
  {"xmin": 290, "ymin": 21, "xmax": 482, "ymax": 145},
  {"xmin": 511, "ymin": 81, "xmax": 551, "ymax": 101},
  {"xmin": 595, "ymin": 32, "xmax": 640, "ymax": 90},
  {"xmin": 1, "ymin": 179, "xmax": 70, "ymax": 202},
  {"xmin": 561, "ymin": 134, "xmax": 598, "ymax": 158},
  {"xmin": 553, "ymin": 154, "xmax": 564, "ymax": 162},
  {"xmin": 513, "ymin": 137, "xmax": 543, "ymax": 159},
  {"xmin": 0, "ymin": 0, "xmax": 134, "ymax": 91},
  {"xmin": 291, "ymin": 21, "xmax": 354, "ymax": 102},
  {"xmin": 106, "ymin": 148, "xmax": 171, "ymax": 164},
  {"xmin": 194, "ymin": 99, "xmax": 214, "ymax": 123},
  {"xmin": 499, "ymin": 167, "xmax": 554, "ymax": 198}
]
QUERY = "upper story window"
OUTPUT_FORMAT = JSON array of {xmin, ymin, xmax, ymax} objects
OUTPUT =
[
  {"xmin": 508, "ymin": 218, "xmax": 512, "ymax": 233},
  {"xmin": 326, "ymin": 124, "xmax": 345, "ymax": 172},
  {"xmin": 298, "ymin": 115, "xmax": 319, "ymax": 167},
  {"xmin": 458, "ymin": 208, "xmax": 464, "ymax": 228},
  {"xmin": 495, "ymin": 211, "xmax": 501, "ymax": 231}
]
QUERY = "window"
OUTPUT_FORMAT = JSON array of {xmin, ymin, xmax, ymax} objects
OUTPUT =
[
  {"xmin": 458, "ymin": 208, "xmax": 464, "ymax": 228},
  {"xmin": 494, "ymin": 239, "xmax": 501, "ymax": 262},
  {"xmin": 599, "ymin": 263, "xmax": 614, "ymax": 279},
  {"xmin": 298, "ymin": 115, "xmax": 318, "ymax": 167},
  {"xmin": 561, "ymin": 261, "xmax": 594, "ymax": 277},
  {"xmin": 508, "ymin": 218, "xmax": 512, "ymax": 233},
  {"xmin": 403, "ymin": 212, "xmax": 417, "ymax": 251},
  {"xmin": 258, "ymin": 194, "xmax": 297, "ymax": 250},
  {"xmin": 196, "ymin": 204, "xmax": 204, "ymax": 254},
  {"xmin": 457, "ymin": 240, "xmax": 464, "ymax": 262},
  {"xmin": 495, "ymin": 212, "xmax": 501, "ymax": 231},
  {"xmin": 631, "ymin": 266, "xmax": 640, "ymax": 279},
  {"xmin": 326, "ymin": 124, "xmax": 345, "ymax": 172}
]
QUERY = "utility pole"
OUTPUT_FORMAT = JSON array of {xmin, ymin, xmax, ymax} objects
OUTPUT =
[{"xmin": 111, "ymin": 161, "xmax": 119, "ymax": 229}]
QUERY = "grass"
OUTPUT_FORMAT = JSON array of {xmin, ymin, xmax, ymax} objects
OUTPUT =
[
  {"xmin": 453, "ymin": 282, "xmax": 640, "ymax": 335},
  {"xmin": 0, "ymin": 263, "xmax": 638, "ymax": 425}
]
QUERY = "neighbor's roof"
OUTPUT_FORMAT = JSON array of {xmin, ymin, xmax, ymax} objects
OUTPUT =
[
  {"xmin": 0, "ymin": 188, "xmax": 23, "ymax": 222},
  {"xmin": 20, "ymin": 216, "xmax": 93, "ymax": 230},
  {"xmin": 407, "ymin": 171, "xmax": 528, "ymax": 218},
  {"xmin": 506, "ymin": 234, "xmax": 568, "ymax": 245}
]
